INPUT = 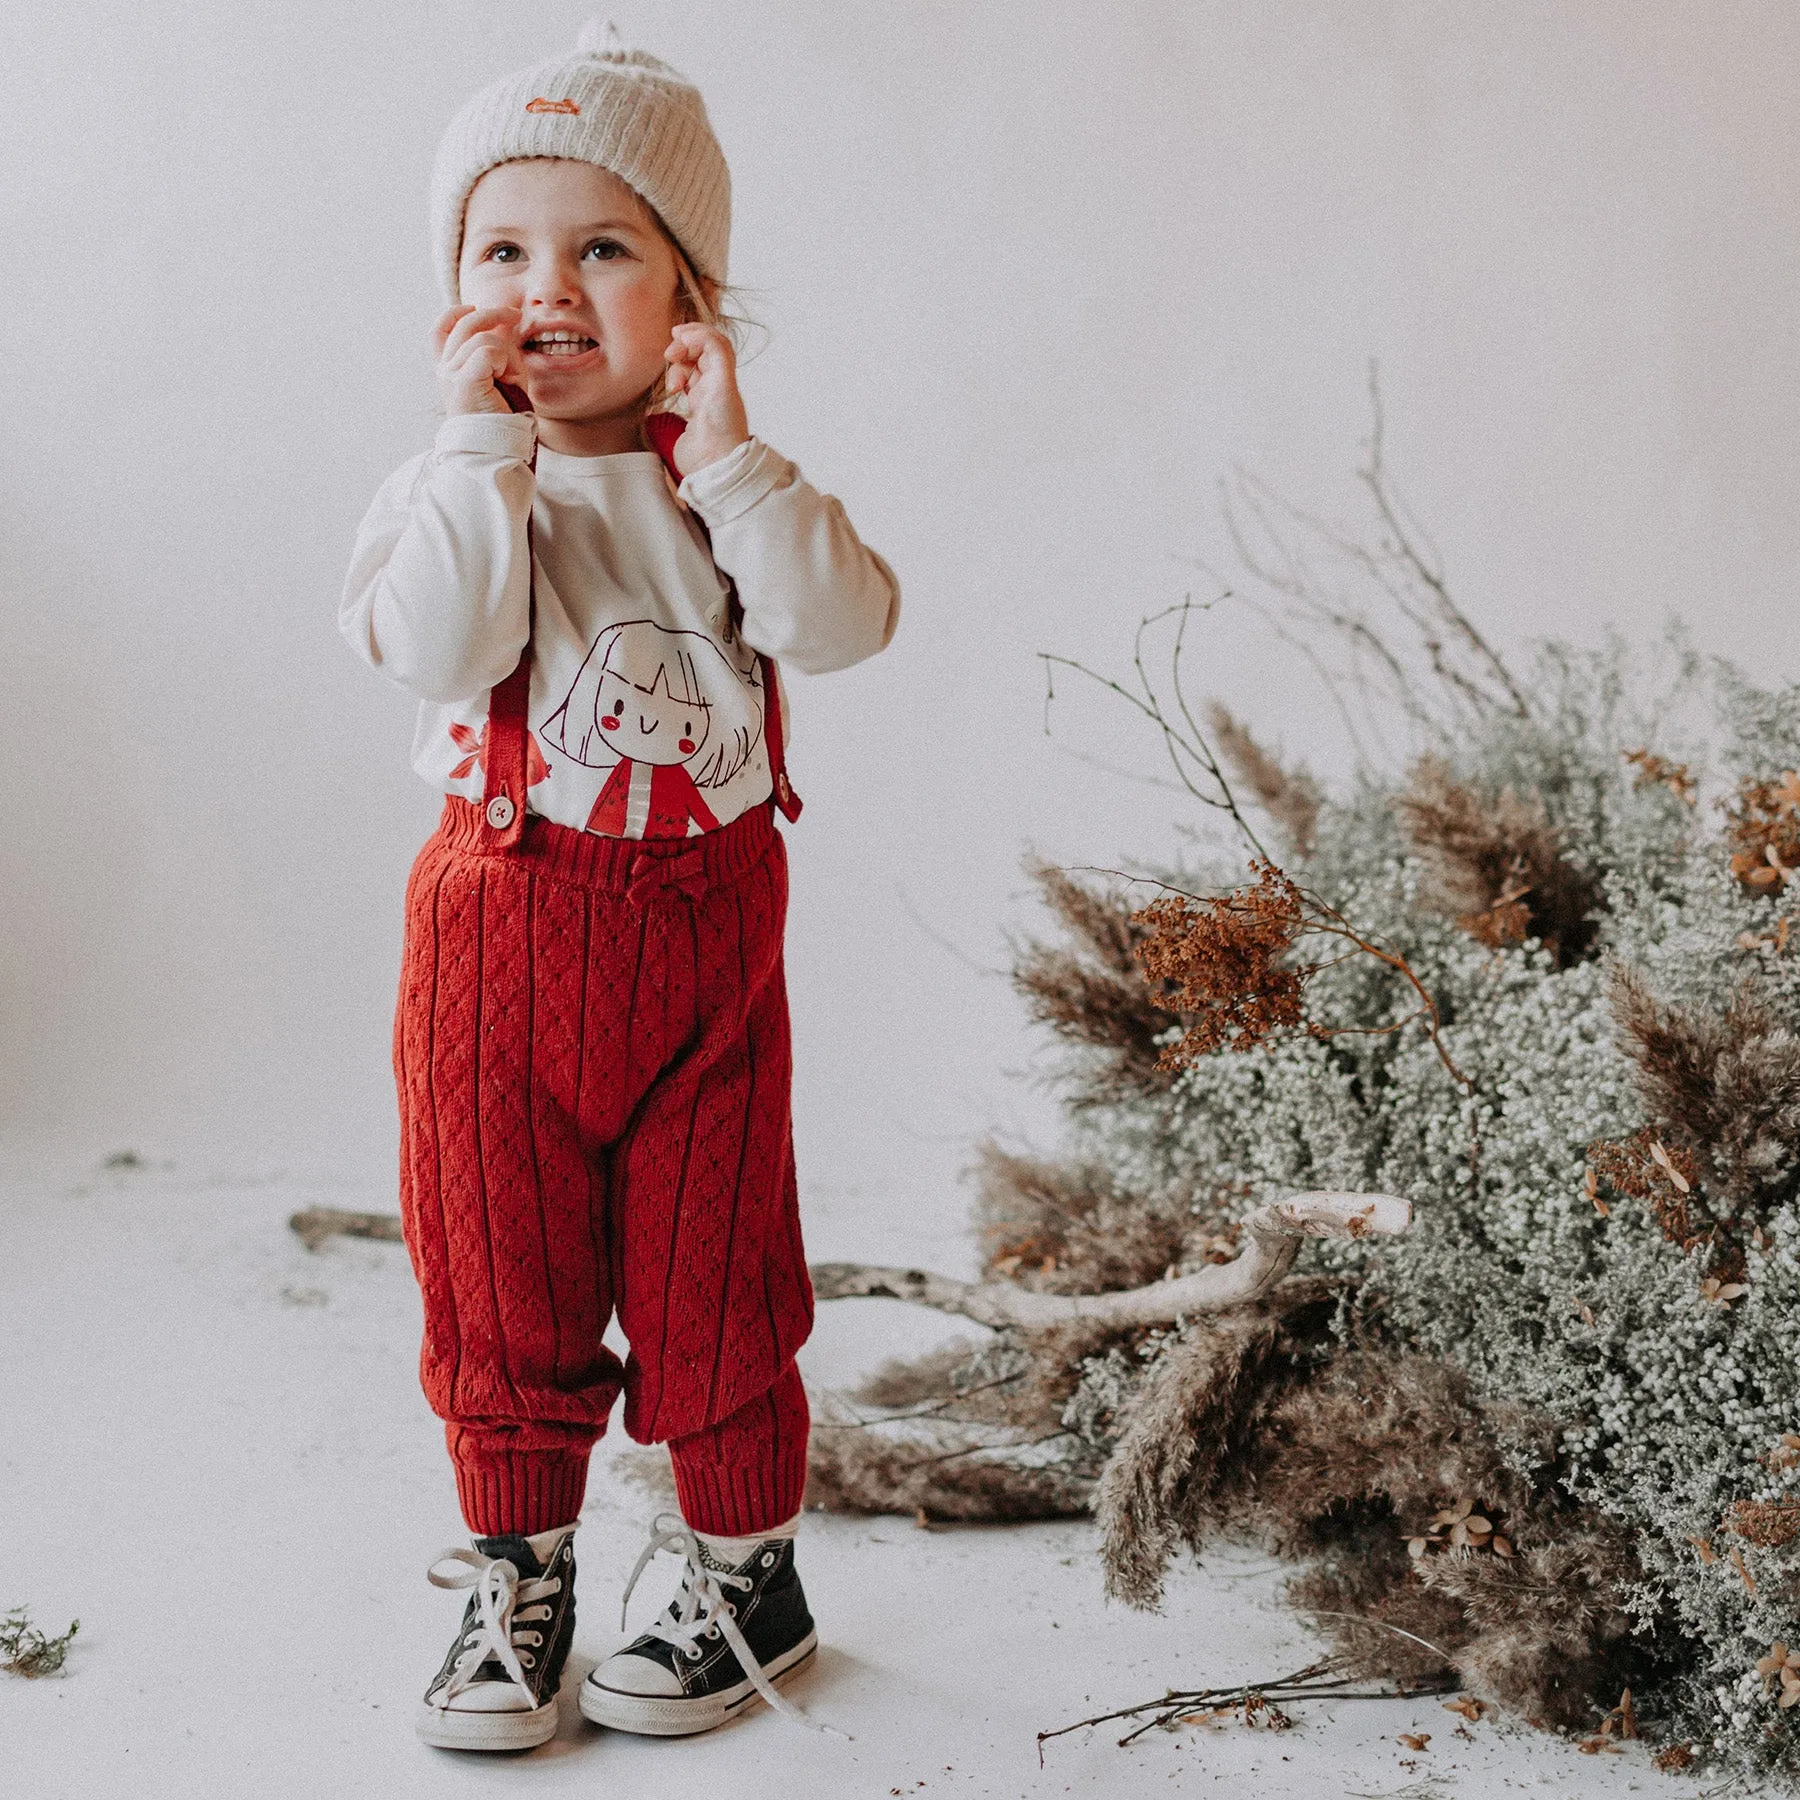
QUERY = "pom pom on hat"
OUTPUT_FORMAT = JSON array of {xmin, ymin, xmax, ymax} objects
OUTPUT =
[{"xmin": 429, "ymin": 17, "xmax": 730, "ymax": 302}]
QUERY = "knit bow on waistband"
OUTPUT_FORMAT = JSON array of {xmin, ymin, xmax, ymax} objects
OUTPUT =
[{"xmin": 627, "ymin": 847, "xmax": 709, "ymax": 908}]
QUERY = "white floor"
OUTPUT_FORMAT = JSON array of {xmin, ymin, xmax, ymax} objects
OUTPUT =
[{"xmin": 0, "ymin": 1159, "xmax": 1703, "ymax": 1800}]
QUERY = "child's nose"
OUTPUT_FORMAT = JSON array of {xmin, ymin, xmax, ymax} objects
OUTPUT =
[{"xmin": 524, "ymin": 255, "xmax": 583, "ymax": 309}]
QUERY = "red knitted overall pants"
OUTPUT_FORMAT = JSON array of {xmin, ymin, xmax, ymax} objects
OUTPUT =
[
  {"xmin": 393, "ymin": 410, "xmax": 812, "ymax": 1540},
  {"xmin": 394, "ymin": 797, "xmax": 813, "ymax": 1537}
]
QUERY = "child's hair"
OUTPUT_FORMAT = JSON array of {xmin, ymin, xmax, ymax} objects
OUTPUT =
[
  {"xmin": 644, "ymin": 226, "xmax": 760, "ymax": 426},
  {"xmin": 651, "ymin": 226, "xmax": 756, "ymax": 388}
]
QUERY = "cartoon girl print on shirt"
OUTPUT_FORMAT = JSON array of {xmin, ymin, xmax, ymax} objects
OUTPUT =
[{"xmin": 540, "ymin": 619, "xmax": 763, "ymax": 839}]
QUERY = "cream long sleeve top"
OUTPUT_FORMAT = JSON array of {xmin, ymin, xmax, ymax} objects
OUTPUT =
[{"xmin": 340, "ymin": 412, "xmax": 900, "ymax": 838}]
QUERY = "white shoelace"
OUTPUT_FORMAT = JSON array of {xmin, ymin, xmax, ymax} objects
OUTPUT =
[
  {"xmin": 620, "ymin": 1512, "xmax": 846, "ymax": 1738},
  {"xmin": 426, "ymin": 1546, "xmax": 563, "ymax": 1709}
]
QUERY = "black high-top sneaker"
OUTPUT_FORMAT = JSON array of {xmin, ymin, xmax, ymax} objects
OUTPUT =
[
  {"xmin": 579, "ymin": 1513, "xmax": 820, "ymax": 1736},
  {"xmin": 416, "ymin": 1524, "xmax": 577, "ymax": 1751}
]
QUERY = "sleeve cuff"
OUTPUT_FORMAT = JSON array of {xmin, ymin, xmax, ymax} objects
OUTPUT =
[
  {"xmin": 679, "ymin": 437, "xmax": 786, "ymax": 524},
  {"xmin": 433, "ymin": 411, "xmax": 538, "ymax": 459}
]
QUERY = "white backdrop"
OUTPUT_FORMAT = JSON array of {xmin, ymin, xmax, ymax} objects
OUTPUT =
[{"xmin": 2, "ymin": 1, "xmax": 1796, "ymax": 1205}]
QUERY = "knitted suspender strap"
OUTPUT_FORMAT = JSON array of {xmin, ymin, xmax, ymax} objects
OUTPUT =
[
  {"xmin": 479, "ymin": 391, "xmax": 537, "ymax": 848},
  {"xmin": 479, "ymin": 630, "xmax": 531, "ymax": 847},
  {"xmin": 643, "ymin": 412, "xmax": 803, "ymax": 823}
]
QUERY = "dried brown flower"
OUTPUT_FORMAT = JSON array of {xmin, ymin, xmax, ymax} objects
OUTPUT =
[
  {"xmin": 1724, "ymin": 772, "xmax": 1800, "ymax": 895},
  {"xmin": 1624, "ymin": 748, "xmax": 1697, "ymax": 806},
  {"xmin": 1653, "ymin": 1743, "xmax": 1696, "ymax": 1772},
  {"xmin": 1133, "ymin": 862, "xmax": 1311, "ymax": 1066},
  {"xmin": 1726, "ymin": 1500, "xmax": 1800, "ymax": 1550}
]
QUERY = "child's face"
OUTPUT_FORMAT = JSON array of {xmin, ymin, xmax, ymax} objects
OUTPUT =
[{"xmin": 460, "ymin": 159, "xmax": 682, "ymax": 434}]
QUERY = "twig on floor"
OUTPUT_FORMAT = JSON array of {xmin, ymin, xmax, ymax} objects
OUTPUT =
[
  {"xmin": 1037, "ymin": 1658, "xmax": 1459, "ymax": 1764},
  {"xmin": 288, "ymin": 1208, "xmax": 405, "ymax": 1252}
]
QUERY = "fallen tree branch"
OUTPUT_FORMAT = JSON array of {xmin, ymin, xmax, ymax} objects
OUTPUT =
[
  {"xmin": 810, "ymin": 1192, "xmax": 1410, "ymax": 1329},
  {"xmin": 289, "ymin": 1190, "xmax": 1410, "ymax": 1328}
]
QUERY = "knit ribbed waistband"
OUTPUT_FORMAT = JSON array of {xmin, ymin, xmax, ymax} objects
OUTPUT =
[{"xmin": 433, "ymin": 796, "xmax": 778, "ymax": 895}]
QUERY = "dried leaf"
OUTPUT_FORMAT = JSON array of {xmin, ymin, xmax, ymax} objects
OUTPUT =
[
  {"xmin": 1650, "ymin": 1140, "xmax": 1692, "ymax": 1194},
  {"xmin": 1729, "ymin": 1547, "xmax": 1758, "ymax": 1597},
  {"xmin": 1624, "ymin": 748, "xmax": 1698, "ymax": 806},
  {"xmin": 1616, "ymin": 1688, "xmax": 1637, "ymax": 1740},
  {"xmin": 1397, "ymin": 1732, "xmax": 1431, "ymax": 1751}
]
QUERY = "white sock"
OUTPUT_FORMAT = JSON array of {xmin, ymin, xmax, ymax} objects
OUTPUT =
[{"xmin": 694, "ymin": 1512, "xmax": 800, "ymax": 1567}]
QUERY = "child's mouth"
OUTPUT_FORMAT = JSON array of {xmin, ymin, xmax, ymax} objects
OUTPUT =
[{"xmin": 522, "ymin": 331, "xmax": 600, "ymax": 359}]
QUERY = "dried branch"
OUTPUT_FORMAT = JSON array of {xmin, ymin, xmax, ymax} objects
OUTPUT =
[
  {"xmin": 1357, "ymin": 368, "xmax": 1531, "ymax": 723},
  {"xmin": 809, "ymin": 1192, "xmax": 1410, "ymax": 1328},
  {"xmin": 289, "ymin": 1208, "xmax": 405, "ymax": 1251},
  {"xmin": 1208, "ymin": 364, "xmax": 1531, "ymax": 761},
  {"xmin": 1037, "ymin": 1657, "xmax": 1456, "ymax": 1758},
  {"xmin": 290, "ymin": 1191, "xmax": 1408, "ymax": 1328},
  {"xmin": 1040, "ymin": 597, "xmax": 1273, "ymax": 861}
]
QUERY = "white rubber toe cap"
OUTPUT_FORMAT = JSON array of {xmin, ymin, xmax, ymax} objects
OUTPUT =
[
  {"xmin": 592, "ymin": 1648, "xmax": 686, "ymax": 1697},
  {"xmin": 427, "ymin": 1680, "xmax": 536, "ymax": 1713}
]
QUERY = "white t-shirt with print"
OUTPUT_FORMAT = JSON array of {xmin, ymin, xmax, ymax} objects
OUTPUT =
[{"xmin": 340, "ymin": 412, "xmax": 899, "ymax": 837}]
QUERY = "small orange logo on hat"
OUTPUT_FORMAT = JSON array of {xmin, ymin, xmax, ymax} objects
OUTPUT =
[{"xmin": 526, "ymin": 96, "xmax": 580, "ymax": 115}]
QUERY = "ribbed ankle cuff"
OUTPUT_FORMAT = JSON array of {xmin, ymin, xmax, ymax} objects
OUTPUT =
[
  {"xmin": 671, "ymin": 1433, "xmax": 809, "ymax": 1537},
  {"xmin": 454, "ymin": 1449, "xmax": 590, "ymax": 1537}
]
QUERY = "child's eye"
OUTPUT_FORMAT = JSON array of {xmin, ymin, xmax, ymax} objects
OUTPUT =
[
  {"xmin": 485, "ymin": 242, "xmax": 522, "ymax": 264},
  {"xmin": 583, "ymin": 238, "xmax": 629, "ymax": 262}
]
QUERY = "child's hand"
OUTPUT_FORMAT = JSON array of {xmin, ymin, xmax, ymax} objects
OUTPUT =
[
  {"xmin": 435, "ymin": 305, "xmax": 524, "ymax": 415},
  {"xmin": 664, "ymin": 324, "xmax": 749, "ymax": 474}
]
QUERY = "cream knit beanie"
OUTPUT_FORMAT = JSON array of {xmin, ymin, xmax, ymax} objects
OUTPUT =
[{"xmin": 430, "ymin": 18, "xmax": 730, "ymax": 303}]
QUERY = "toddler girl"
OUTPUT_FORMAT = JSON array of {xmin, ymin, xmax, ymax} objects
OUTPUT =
[{"xmin": 339, "ymin": 20, "xmax": 898, "ymax": 1752}]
